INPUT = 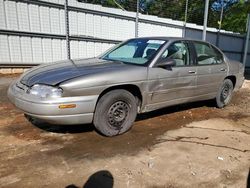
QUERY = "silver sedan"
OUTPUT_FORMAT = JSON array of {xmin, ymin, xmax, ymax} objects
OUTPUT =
[{"xmin": 8, "ymin": 37, "xmax": 245, "ymax": 136}]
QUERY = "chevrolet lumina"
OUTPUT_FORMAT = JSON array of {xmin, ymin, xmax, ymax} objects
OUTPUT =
[{"xmin": 8, "ymin": 37, "xmax": 245, "ymax": 136}]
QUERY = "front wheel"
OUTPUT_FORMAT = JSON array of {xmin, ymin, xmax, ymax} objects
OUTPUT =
[
  {"xmin": 215, "ymin": 79, "xmax": 234, "ymax": 108},
  {"xmin": 93, "ymin": 89, "xmax": 137, "ymax": 137}
]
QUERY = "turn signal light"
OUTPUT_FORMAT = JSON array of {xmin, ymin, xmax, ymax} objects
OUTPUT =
[{"xmin": 59, "ymin": 104, "xmax": 76, "ymax": 109}]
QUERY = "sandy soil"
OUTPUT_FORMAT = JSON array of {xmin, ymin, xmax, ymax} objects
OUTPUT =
[{"xmin": 0, "ymin": 74, "xmax": 249, "ymax": 188}]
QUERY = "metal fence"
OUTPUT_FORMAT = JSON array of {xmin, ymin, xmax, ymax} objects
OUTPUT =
[{"xmin": 0, "ymin": 0, "xmax": 249, "ymax": 68}]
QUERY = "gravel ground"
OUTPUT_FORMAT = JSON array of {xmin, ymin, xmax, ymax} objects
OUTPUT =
[{"xmin": 0, "ymin": 74, "xmax": 249, "ymax": 188}]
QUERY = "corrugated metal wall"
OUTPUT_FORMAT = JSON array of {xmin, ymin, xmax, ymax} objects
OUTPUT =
[
  {"xmin": 0, "ymin": 0, "xmax": 249, "ymax": 67},
  {"xmin": 185, "ymin": 28, "xmax": 245, "ymax": 63}
]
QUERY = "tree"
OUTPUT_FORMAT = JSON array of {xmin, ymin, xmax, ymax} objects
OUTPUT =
[{"xmin": 222, "ymin": 1, "xmax": 250, "ymax": 33}]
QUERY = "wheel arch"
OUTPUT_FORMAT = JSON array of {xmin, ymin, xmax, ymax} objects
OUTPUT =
[
  {"xmin": 96, "ymin": 84, "xmax": 143, "ymax": 112},
  {"xmin": 225, "ymin": 75, "xmax": 236, "ymax": 88}
]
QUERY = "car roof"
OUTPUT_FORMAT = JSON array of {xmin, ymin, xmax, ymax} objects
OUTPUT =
[
  {"xmin": 132, "ymin": 36, "xmax": 224, "ymax": 55},
  {"xmin": 133, "ymin": 36, "xmax": 208, "ymax": 43}
]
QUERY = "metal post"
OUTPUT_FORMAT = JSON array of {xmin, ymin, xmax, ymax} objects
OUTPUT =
[
  {"xmin": 64, "ymin": 0, "xmax": 71, "ymax": 59},
  {"xmin": 216, "ymin": 1, "xmax": 224, "ymax": 47},
  {"xmin": 218, "ymin": 1, "xmax": 224, "ymax": 32},
  {"xmin": 216, "ymin": 1, "xmax": 224, "ymax": 48},
  {"xmin": 202, "ymin": 0, "xmax": 209, "ymax": 41},
  {"xmin": 243, "ymin": 14, "xmax": 250, "ymax": 71},
  {"xmin": 183, "ymin": 0, "xmax": 189, "ymax": 38},
  {"xmin": 135, "ymin": 0, "xmax": 139, "ymax": 38}
]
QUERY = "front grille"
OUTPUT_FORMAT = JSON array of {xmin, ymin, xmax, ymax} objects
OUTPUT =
[{"xmin": 15, "ymin": 82, "xmax": 29, "ymax": 93}]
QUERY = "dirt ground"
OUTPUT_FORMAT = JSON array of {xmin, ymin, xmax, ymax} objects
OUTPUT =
[{"xmin": 0, "ymin": 74, "xmax": 249, "ymax": 188}]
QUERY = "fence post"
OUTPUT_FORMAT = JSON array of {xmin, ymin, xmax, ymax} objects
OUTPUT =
[
  {"xmin": 65, "ymin": 0, "xmax": 71, "ymax": 59},
  {"xmin": 243, "ymin": 14, "xmax": 250, "ymax": 71},
  {"xmin": 135, "ymin": 0, "xmax": 139, "ymax": 38},
  {"xmin": 183, "ymin": 0, "xmax": 188, "ymax": 38},
  {"xmin": 216, "ymin": 31, "xmax": 220, "ymax": 47},
  {"xmin": 202, "ymin": 0, "xmax": 209, "ymax": 41}
]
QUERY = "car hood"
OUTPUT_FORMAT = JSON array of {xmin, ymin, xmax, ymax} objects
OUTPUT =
[{"xmin": 20, "ymin": 58, "xmax": 133, "ymax": 87}]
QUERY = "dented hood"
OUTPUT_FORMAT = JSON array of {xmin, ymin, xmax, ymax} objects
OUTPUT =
[{"xmin": 20, "ymin": 58, "xmax": 128, "ymax": 87}]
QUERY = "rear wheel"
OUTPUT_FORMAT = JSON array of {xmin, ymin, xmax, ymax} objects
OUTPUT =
[
  {"xmin": 93, "ymin": 89, "xmax": 137, "ymax": 137},
  {"xmin": 215, "ymin": 79, "xmax": 234, "ymax": 108}
]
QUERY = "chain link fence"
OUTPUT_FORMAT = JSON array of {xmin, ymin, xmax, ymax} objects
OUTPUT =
[{"xmin": 0, "ymin": 0, "xmax": 249, "ymax": 71}]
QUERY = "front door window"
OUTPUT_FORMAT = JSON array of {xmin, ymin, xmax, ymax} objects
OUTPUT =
[{"xmin": 158, "ymin": 42, "xmax": 190, "ymax": 67}]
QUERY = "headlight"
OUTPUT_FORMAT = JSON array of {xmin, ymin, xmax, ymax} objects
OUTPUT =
[{"xmin": 27, "ymin": 84, "xmax": 63, "ymax": 98}]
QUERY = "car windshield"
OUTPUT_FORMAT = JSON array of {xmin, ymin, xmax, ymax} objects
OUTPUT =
[{"xmin": 101, "ymin": 38, "xmax": 167, "ymax": 65}]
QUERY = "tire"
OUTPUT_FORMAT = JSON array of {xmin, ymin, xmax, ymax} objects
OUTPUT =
[
  {"xmin": 215, "ymin": 79, "xmax": 234, "ymax": 108},
  {"xmin": 93, "ymin": 89, "xmax": 137, "ymax": 137}
]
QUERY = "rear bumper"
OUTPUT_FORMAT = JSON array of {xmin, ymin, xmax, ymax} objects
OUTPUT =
[{"xmin": 8, "ymin": 81, "xmax": 98, "ymax": 125}]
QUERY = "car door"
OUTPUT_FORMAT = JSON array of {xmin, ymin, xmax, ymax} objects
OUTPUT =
[
  {"xmin": 146, "ymin": 41, "xmax": 197, "ymax": 111},
  {"xmin": 192, "ymin": 42, "xmax": 227, "ymax": 96}
]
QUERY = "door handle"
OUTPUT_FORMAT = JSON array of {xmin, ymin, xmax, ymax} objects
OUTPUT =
[
  {"xmin": 188, "ymin": 70, "xmax": 196, "ymax": 74},
  {"xmin": 220, "ymin": 68, "xmax": 227, "ymax": 72}
]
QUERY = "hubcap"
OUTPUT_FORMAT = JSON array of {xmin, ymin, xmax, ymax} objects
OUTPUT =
[
  {"xmin": 221, "ymin": 83, "xmax": 232, "ymax": 103},
  {"xmin": 107, "ymin": 101, "xmax": 129, "ymax": 128}
]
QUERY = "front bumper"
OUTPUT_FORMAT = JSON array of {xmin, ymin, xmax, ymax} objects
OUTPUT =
[{"xmin": 8, "ymin": 81, "xmax": 98, "ymax": 125}]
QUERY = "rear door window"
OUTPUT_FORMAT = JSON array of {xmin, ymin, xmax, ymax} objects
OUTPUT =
[{"xmin": 194, "ymin": 42, "xmax": 223, "ymax": 65}]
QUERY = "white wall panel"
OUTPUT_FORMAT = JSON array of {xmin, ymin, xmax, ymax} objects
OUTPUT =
[
  {"xmin": 86, "ymin": 42, "xmax": 94, "ymax": 58},
  {"xmin": 101, "ymin": 17, "xmax": 109, "ymax": 39},
  {"xmin": 69, "ymin": 11, "xmax": 78, "ymax": 35},
  {"xmin": 94, "ymin": 42, "xmax": 102, "ymax": 56},
  {"xmin": 29, "ymin": 4, "xmax": 41, "ymax": 32},
  {"xmin": 17, "ymin": 3, "xmax": 30, "ymax": 31},
  {"xmin": 20, "ymin": 37, "xmax": 33, "ymax": 63},
  {"xmin": 32, "ymin": 38, "xmax": 43, "ymax": 63},
  {"xmin": 60, "ymin": 9, "xmax": 65, "ymax": 35},
  {"xmin": 94, "ymin": 15, "xmax": 102, "ymax": 38},
  {"xmin": 48, "ymin": 0, "xmax": 60, "ymax": 4},
  {"xmin": 128, "ymin": 21, "xmax": 135, "ymax": 38},
  {"xmin": 52, "ymin": 39, "xmax": 62, "ymax": 61},
  {"xmin": 115, "ymin": 18, "xmax": 122, "ymax": 40},
  {"xmin": 5, "ymin": 1, "xmax": 18, "ymax": 30},
  {"xmin": 9, "ymin": 36, "xmax": 22, "ymax": 62},
  {"xmin": 101, "ymin": 43, "xmax": 113, "ymax": 54},
  {"xmin": 40, "ymin": 6, "xmax": 51, "ymax": 33},
  {"xmin": 108, "ymin": 17, "xmax": 116, "ymax": 40},
  {"xmin": 79, "ymin": 41, "xmax": 87, "ymax": 58},
  {"xmin": 78, "ymin": 12, "xmax": 86, "ymax": 36},
  {"xmin": 42, "ymin": 38, "xmax": 53, "ymax": 63},
  {"xmin": 0, "ymin": 1, "xmax": 6, "ymax": 29},
  {"xmin": 0, "ymin": 35, "xmax": 10, "ymax": 62},
  {"xmin": 50, "ymin": 8, "xmax": 61, "ymax": 34},
  {"xmin": 61, "ymin": 40, "xmax": 67, "ymax": 60},
  {"xmin": 86, "ymin": 14, "xmax": 94, "ymax": 37},
  {"xmin": 70, "ymin": 41, "xmax": 79, "ymax": 59}
]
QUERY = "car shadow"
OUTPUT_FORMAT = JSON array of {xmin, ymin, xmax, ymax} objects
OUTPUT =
[
  {"xmin": 245, "ymin": 73, "xmax": 250, "ymax": 80},
  {"xmin": 29, "ymin": 99, "xmax": 215, "ymax": 134},
  {"xmin": 65, "ymin": 170, "xmax": 114, "ymax": 188},
  {"xmin": 136, "ymin": 99, "xmax": 215, "ymax": 121},
  {"xmin": 27, "ymin": 116, "xmax": 95, "ymax": 134}
]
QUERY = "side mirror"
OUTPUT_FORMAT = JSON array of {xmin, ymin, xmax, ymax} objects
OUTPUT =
[{"xmin": 157, "ymin": 59, "xmax": 176, "ymax": 68}]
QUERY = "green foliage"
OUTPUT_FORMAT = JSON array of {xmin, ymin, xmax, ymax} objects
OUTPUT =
[{"xmin": 222, "ymin": 1, "xmax": 250, "ymax": 33}]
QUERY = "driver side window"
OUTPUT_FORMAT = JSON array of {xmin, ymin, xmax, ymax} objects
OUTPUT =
[{"xmin": 159, "ymin": 42, "xmax": 190, "ymax": 67}]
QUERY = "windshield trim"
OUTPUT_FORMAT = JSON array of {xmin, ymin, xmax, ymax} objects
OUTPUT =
[{"xmin": 101, "ymin": 56, "xmax": 148, "ymax": 67}]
